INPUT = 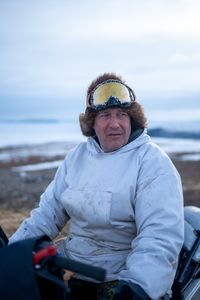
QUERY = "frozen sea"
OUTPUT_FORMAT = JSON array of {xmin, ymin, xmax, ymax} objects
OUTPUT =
[{"xmin": 0, "ymin": 96, "xmax": 200, "ymax": 165}]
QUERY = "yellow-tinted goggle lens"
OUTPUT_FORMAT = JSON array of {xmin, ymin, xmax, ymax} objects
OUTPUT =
[{"xmin": 89, "ymin": 80, "xmax": 135, "ymax": 109}]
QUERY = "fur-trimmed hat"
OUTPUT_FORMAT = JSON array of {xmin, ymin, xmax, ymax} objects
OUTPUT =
[{"xmin": 79, "ymin": 73, "xmax": 147, "ymax": 137}]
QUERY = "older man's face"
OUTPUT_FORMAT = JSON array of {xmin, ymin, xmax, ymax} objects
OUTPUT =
[{"xmin": 93, "ymin": 108, "xmax": 131, "ymax": 152}]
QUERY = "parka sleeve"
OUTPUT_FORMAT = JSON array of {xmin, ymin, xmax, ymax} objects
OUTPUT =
[
  {"xmin": 9, "ymin": 157, "xmax": 70, "ymax": 244},
  {"xmin": 118, "ymin": 152, "xmax": 184, "ymax": 299}
]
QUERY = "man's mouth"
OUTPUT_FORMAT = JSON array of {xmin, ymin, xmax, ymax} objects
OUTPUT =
[{"xmin": 108, "ymin": 133, "xmax": 122, "ymax": 137}]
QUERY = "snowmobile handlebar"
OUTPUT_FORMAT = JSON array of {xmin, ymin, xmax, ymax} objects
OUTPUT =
[
  {"xmin": 0, "ymin": 226, "xmax": 106, "ymax": 282},
  {"xmin": 33, "ymin": 243, "xmax": 106, "ymax": 281}
]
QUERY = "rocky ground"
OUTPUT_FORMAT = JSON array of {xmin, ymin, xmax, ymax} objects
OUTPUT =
[{"xmin": 0, "ymin": 144, "xmax": 199, "ymax": 238}]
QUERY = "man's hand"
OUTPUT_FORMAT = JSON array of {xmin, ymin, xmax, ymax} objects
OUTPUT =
[{"xmin": 63, "ymin": 270, "xmax": 75, "ymax": 282}]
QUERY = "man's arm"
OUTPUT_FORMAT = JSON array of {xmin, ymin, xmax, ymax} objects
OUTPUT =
[
  {"xmin": 9, "ymin": 159, "xmax": 69, "ymax": 243},
  {"xmin": 118, "ymin": 167, "xmax": 184, "ymax": 299}
]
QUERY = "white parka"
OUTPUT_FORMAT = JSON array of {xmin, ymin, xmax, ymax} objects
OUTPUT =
[{"xmin": 10, "ymin": 130, "xmax": 184, "ymax": 299}]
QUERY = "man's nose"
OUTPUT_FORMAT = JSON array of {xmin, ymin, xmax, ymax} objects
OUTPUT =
[{"xmin": 109, "ymin": 116, "xmax": 120, "ymax": 127}]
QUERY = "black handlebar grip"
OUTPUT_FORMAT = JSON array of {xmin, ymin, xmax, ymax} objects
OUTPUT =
[{"xmin": 53, "ymin": 256, "xmax": 106, "ymax": 282}]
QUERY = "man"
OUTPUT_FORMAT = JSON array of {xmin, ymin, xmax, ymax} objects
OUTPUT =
[{"xmin": 10, "ymin": 73, "xmax": 184, "ymax": 300}]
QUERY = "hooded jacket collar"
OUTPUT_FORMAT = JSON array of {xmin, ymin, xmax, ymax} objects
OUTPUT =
[{"xmin": 87, "ymin": 129, "xmax": 151, "ymax": 155}]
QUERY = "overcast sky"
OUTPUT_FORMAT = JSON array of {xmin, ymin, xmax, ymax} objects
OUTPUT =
[{"xmin": 0, "ymin": 0, "xmax": 200, "ymax": 115}]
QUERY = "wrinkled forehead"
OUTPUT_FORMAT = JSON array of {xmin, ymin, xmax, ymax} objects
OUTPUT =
[
  {"xmin": 96, "ymin": 107, "xmax": 128, "ymax": 113},
  {"xmin": 95, "ymin": 107, "xmax": 131, "ymax": 120}
]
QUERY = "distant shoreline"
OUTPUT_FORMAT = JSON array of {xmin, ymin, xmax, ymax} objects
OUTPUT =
[{"xmin": 148, "ymin": 128, "xmax": 200, "ymax": 140}]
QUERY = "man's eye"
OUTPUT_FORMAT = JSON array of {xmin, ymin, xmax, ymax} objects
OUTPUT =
[
  {"xmin": 119, "ymin": 112, "xmax": 128, "ymax": 117},
  {"xmin": 99, "ymin": 113, "xmax": 109, "ymax": 117}
]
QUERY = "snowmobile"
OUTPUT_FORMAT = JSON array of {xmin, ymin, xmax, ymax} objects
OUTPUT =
[
  {"xmin": 0, "ymin": 229, "xmax": 106, "ymax": 300},
  {"xmin": 171, "ymin": 206, "xmax": 200, "ymax": 300}
]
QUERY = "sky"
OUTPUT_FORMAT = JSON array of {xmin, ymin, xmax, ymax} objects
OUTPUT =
[{"xmin": 0, "ymin": 0, "xmax": 200, "ymax": 117}]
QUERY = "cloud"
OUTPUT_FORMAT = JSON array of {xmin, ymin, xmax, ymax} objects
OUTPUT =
[{"xmin": 0, "ymin": 0, "xmax": 200, "ymax": 100}]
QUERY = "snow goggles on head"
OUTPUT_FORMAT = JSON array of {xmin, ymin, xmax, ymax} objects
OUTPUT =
[{"xmin": 88, "ymin": 79, "xmax": 136, "ymax": 110}]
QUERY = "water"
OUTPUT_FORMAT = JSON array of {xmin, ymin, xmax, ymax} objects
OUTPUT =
[
  {"xmin": 0, "ymin": 118, "xmax": 85, "ymax": 146},
  {"xmin": 0, "ymin": 97, "xmax": 200, "ymax": 158}
]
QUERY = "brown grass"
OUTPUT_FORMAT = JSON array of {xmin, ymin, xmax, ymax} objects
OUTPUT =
[{"xmin": 0, "ymin": 209, "xmax": 29, "ymax": 237}]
